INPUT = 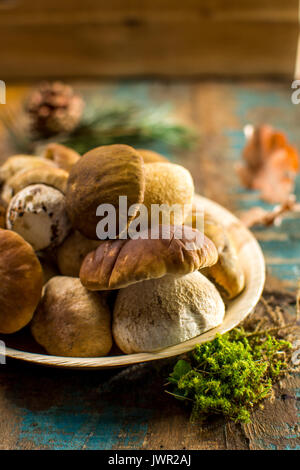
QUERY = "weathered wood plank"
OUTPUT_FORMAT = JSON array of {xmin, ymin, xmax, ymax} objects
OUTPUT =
[
  {"xmin": 0, "ymin": 1, "xmax": 298, "ymax": 28},
  {"xmin": 1, "ymin": 288, "xmax": 297, "ymax": 450},
  {"xmin": 0, "ymin": 1, "xmax": 298, "ymax": 79},
  {"xmin": 0, "ymin": 80, "xmax": 299, "ymax": 449}
]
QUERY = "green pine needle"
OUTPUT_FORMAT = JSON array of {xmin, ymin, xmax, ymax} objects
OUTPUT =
[
  {"xmin": 0, "ymin": 101, "xmax": 197, "ymax": 155},
  {"xmin": 62, "ymin": 103, "xmax": 197, "ymax": 154}
]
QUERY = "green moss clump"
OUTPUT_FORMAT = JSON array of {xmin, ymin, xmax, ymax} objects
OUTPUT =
[{"xmin": 167, "ymin": 328, "xmax": 292, "ymax": 424}]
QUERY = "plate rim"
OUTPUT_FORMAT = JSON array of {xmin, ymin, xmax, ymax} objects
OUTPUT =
[{"xmin": 3, "ymin": 195, "xmax": 265, "ymax": 369}]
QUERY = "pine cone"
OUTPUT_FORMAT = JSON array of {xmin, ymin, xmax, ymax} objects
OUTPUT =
[{"xmin": 25, "ymin": 82, "xmax": 84, "ymax": 138}]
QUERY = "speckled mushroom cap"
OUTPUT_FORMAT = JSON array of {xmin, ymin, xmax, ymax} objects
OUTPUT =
[
  {"xmin": 65, "ymin": 144, "xmax": 145, "ymax": 239},
  {"xmin": 0, "ymin": 229, "xmax": 43, "ymax": 333},
  {"xmin": 80, "ymin": 225, "xmax": 218, "ymax": 291},
  {"xmin": 113, "ymin": 271, "xmax": 225, "ymax": 353},
  {"xmin": 6, "ymin": 184, "xmax": 71, "ymax": 251}
]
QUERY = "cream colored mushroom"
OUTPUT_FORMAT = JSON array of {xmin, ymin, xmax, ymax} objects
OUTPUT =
[
  {"xmin": 113, "ymin": 271, "xmax": 225, "ymax": 354},
  {"xmin": 6, "ymin": 184, "xmax": 71, "ymax": 251}
]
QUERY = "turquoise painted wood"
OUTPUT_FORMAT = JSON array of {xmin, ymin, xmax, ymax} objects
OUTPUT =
[
  {"xmin": 225, "ymin": 85, "xmax": 300, "ymax": 286},
  {"xmin": 0, "ymin": 81, "xmax": 299, "ymax": 450}
]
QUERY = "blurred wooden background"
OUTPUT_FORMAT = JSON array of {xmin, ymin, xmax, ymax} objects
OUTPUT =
[{"xmin": 0, "ymin": 0, "xmax": 299, "ymax": 80}]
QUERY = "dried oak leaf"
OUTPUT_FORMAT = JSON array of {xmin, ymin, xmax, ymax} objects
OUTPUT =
[
  {"xmin": 240, "ymin": 195, "xmax": 300, "ymax": 228},
  {"xmin": 237, "ymin": 125, "xmax": 299, "ymax": 203}
]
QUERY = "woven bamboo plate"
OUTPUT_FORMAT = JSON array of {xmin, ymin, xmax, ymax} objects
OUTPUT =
[{"xmin": 1, "ymin": 194, "xmax": 265, "ymax": 369}]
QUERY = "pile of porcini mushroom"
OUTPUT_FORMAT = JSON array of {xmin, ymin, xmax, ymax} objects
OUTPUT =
[{"xmin": 0, "ymin": 144, "xmax": 245, "ymax": 357}]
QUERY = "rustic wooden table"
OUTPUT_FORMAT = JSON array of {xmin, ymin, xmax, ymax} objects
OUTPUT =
[{"xmin": 0, "ymin": 81, "xmax": 299, "ymax": 450}]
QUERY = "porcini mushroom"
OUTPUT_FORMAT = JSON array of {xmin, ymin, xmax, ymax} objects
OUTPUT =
[
  {"xmin": 0, "ymin": 155, "xmax": 56, "ymax": 185},
  {"xmin": 136, "ymin": 149, "xmax": 169, "ymax": 164},
  {"xmin": 0, "ymin": 198, "xmax": 6, "ymax": 228},
  {"xmin": 0, "ymin": 229, "xmax": 43, "ymax": 333},
  {"xmin": 2, "ymin": 166, "xmax": 69, "ymax": 204},
  {"xmin": 113, "ymin": 271, "xmax": 225, "ymax": 353},
  {"xmin": 143, "ymin": 162, "xmax": 194, "ymax": 225},
  {"xmin": 57, "ymin": 231, "xmax": 101, "ymax": 277},
  {"xmin": 43, "ymin": 143, "xmax": 80, "ymax": 172},
  {"xmin": 185, "ymin": 208, "xmax": 245, "ymax": 299},
  {"xmin": 66, "ymin": 144, "xmax": 145, "ymax": 239},
  {"xmin": 6, "ymin": 184, "xmax": 71, "ymax": 251},
  {"xmin": 80, "ymin": 225, "xmax": 218, "ymax": 291},
  {"xmin": 31, "ymin": 276, "xmax": 112, "ymax": 357}
]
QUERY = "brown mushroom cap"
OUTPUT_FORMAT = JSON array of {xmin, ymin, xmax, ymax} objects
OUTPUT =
[
  {"xmin": 2, "ymin": 166, "xmax": 69, "ymax": 204},
  {"xmin": 0, "ymin": 155, "xmax": 56, "ymax": 184},
  {"xmin": 40, "ymin": 257, "xmax": 60, "ymax": 285},
  {"xmin": 136, "ymin": 149, "xmax": 169, "ymax": 164},
  {"xmin": 66, "ymin": 144, "xmax": 145, "ymax": 239},
  {"xmin": 0, "ymin": 229, "xmax": 43, "ymax": 333},
  {"xmin": 143, "ymin": 162, "xmax": 194, "ymax": 225},
  {"xmin": 31, "ymin": 276, "xmax": 112, "ymax": 357},
  {"xmin": 57, "ymin": 230, "xmax": 101, "ymax": 277},
  {"xmin": 0, "ymin": 198, "xmax": 6, "ymax": 228},
  {"xmin": 80, "ymin": 225, "xmax": 218, "ymax": 291},
  {"xmin": 43, "ymin": 143, "xmax": 80, "ymax": 172}
]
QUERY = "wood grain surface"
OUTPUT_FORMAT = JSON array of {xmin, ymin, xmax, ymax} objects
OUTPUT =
[
  {"xmin": 0, "ymin": 1, "xmax": 298, "ymax": 79},
  {"xmin": 0, "ymin": 80, "xmax": 299, "ymax": 449}
]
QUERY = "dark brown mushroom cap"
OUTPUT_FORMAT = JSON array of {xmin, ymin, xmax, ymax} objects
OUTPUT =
[
  {"xmin": 80, "ymin": 225, "xmax": 218, "ymax": 291},
  {"xmin": 0, "ymin": 197, "xmax": 7, "ymax": 228},
  {"xmin": 66, "ymin": 144, "xmax": 145, "ymax": 239},
  {"xmin": 0, "ymin": 229, "xmax": 43, "ymax": 333}
]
